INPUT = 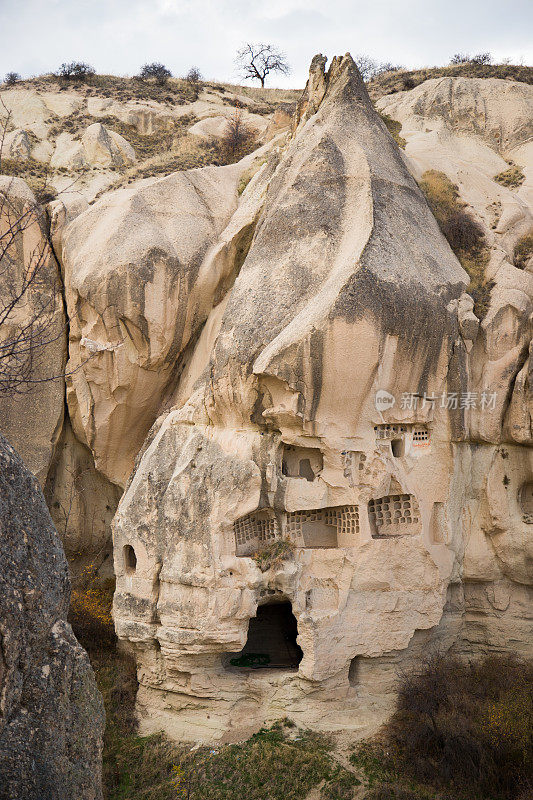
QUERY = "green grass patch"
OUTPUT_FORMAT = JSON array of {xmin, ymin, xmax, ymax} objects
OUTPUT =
[
  {"xmin": 252, "ymin": 538, "xmax": 295, "ymax": 571},
  {"xmin": 173, "ymin": 722, "xmax": 358, "ymax": 800}
]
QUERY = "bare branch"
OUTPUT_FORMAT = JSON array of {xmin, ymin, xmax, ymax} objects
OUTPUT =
[{"xmin": 235, "ymin": 43, "xmax": 290, "ymax": 88}]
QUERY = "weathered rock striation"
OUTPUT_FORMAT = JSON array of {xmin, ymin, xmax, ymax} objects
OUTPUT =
[
  {"xmin": 1, "ymin": 55, "xmax": 532, "ymax": 745},
  {"xmin": 0, "ymin": 177, "xmax": 66, "ymax": 486},
  {"xmin": 0, "ymin": 434, "xmax": 104, "ymax": 799},
  {"xmin": 108, "ymin": 55, "xmax": 532, "ymax": 742}
]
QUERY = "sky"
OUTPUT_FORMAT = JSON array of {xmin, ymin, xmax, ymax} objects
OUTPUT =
[{"xmin": 0, "ymin": 0, "xmax": 531, "ymax": 88}]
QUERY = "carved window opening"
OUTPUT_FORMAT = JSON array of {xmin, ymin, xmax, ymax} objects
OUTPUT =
[
  {"xmin": 123, "ymin": 544, "xmax": 137, "ymax": 574},
  {"xmin": 348, "ymin": 656, "xmax": 359, "ymax": 686},
  {"xmin": 343, "ymin": 451, "xmax": 366, "ymax": 486},
  {"xmin": 374, "ymin": 424, "xmax": 430, "ymax": 450},
  {"xmin": 227, "ymin": 601, "xmax": 302, "ymax": 670},
  {"xmin": 282, "ymin": 445, "xmax": 323, "ymax": 481},
  {"xmin": 285, "ymin": 505, "xmax": 359, "ymax": 548},
  {"xmin": 391, "ymin": 439, "xmax": 405, "ymax": 457},
  {"xmin": 368, "ymin": 494, "xmax": 421, "ymax": 538},
  {"xmin": 235, "ymin": 504, "xmax": 360, "ymax": 556},
  {"xmin": 412, "ymin": 426, "xmax": 430, "ymax": 444},
  {"xmin": 374, "ymin": 424, "xmax": 408, "ymax": 440},
  {"xmin": 519, "ymin": 482, "xmax": 533, "ymax": 522},
  {"xmin": 233, "ymin": 510, "xmax": 281, "ymax": 556}
]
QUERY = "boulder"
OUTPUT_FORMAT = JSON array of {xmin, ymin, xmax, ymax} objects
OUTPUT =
[
  {"xmin": 50, "ymin": 131, "xmax": 86, "ymax": 170},
  {"xmin": 51, "ymin": 124, "xmax": 136, "ymax": 170},
  {"xmin": 0, "ymin": 128, "xmax": 31, "ymax": 159},
  {"xmin": 81, "ymin": 122, "xmax": 136, "ymax": 167},
  {"xmin": 0, "ymin": 434, "xmax": 104, "ymax": 799}
]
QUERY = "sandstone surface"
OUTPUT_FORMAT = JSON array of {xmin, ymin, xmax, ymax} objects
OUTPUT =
[
  {"xmin": 1, "ymin": 60, "xmax": 532, "ymax": 746},
  {"xmin": 61, "ymin": 160, "xmax": 255, "ymax": 486},
  {"xmin": 110, "ymin": 56, "xmax": 533, "ymax": 744},
  {"xmin": 0, "ymin": 177, "xmax": 66, "ymax": 485}
]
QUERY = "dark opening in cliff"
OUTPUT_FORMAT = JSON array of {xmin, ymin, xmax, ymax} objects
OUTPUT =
[{"xmin": 227, "ymin": 601, "xmax": 303, "ymax": 670}]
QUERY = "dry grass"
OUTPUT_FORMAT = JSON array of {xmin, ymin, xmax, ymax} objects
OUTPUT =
[
  {"xmin": 0, "ymin": 157, "xmax": 60, "ymax": 202},
  {"xmin": 253, "ymin": 538, "xmax": 295, "ymax": 571},
  {"xmin": 112, "ymin": 135, "xmax": 220, "ymax": 187},
  {"xmin": 419, "ymin": 169, "xmax": 491, "ymax": 318},
  {"xmin": 379, "ymin": 112, "xmax": 406, "ymax": 149},
  {"xmin": 368, "ymin": 62, "xmax": 533, "ymax": 101},
  {"xmin": 493, "ymin": 164, "xmax": 526, "ymax": 188},
  {"xmin": 351, "ymin": 653, "xmax": 533, "ymax": 800},
  {"xmin": 16, "ymin": 73, "xmax": 197, "ymax": 105},
  {"xmin": 98, "ymin": 114, "xmax": 195, "ymax": 160},
  {"xmin": 514, "ymin": 228, "xmax": 533, "ymax": 270},
  {"xmin": 216, "ymin": 82, "xmax": 301, "ymax": 106}
]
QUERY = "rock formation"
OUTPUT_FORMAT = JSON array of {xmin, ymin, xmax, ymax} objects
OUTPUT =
[
  {"xmin": 108, "ymin": 54, "xmax": 532, "ymax": 742},
  {"xmin": 0, "ymin": 434, "xmax": 104, "ymax": 799},
  {"xmin": 61, "ymin": 160, "xmax": 257, "ymax": 487},
  {"xmin": 50, "ymin": 123, "xmax": 136, "ymax": 170},
  {"xmin": 0, "ymin": 177, "xmax": 66, "ymax": 486},
  {"xmin": 1, "ymin": 55, "xmax": 532, "ymax": 745}
]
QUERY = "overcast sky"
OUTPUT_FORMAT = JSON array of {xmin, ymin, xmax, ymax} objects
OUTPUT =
[{"xmin": 1, "ymin": 0, "xmax": 531, "ymax": 88}]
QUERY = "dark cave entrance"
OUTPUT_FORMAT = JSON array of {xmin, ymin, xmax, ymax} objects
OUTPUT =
[{"xmin": 228, "ymin": 601, "xmax": 303, "ymax": 670}]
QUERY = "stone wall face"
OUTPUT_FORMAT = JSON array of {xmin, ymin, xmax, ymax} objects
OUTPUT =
[
  {"xmin": 111, "ymin": 56, "xmax": 533, "ymax": 742},
  {"xmin": 0, "ymin": 434, "xmax": 104, "ymax": 799}
]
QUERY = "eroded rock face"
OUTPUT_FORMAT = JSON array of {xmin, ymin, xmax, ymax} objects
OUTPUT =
[
  {"xmin": 109, "ymin": 55, "xmax": 533, "ymax": 744},
  {"xmin": 50, "ymin": 123, "xmax": 136, "ymax": 169},
  {"xmin": 0, "ymin": 434, "xmax": 104, "ymax": 799},
  {"xmin": 0, "ymin": 177, "xmax": 66, "ymax": 486},
  {"xmin": 378, "ymin": 78, "xmax": 533, "ymax": 449},
  {"xmin": 62, "ymin": 160, "xmax": 265, "ymax": 487}
]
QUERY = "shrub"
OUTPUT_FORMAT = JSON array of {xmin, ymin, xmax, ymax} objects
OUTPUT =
[
  {"xmin": 379, "ymin": 113, "xmax": 406, "ymax": 149},
  {"xmin": 471, "ymin": 52, "xmax": 492, "ymax": 65},
  {"xmin": 4, "ymin": 71, "xmax": 21, "ymax": 86},
  {"xmin": 216, "ymin": 106, "xmax": 257, "ymax": 164},
  {"xmin": 374, "ymin": 62, "xmax": 404, "ymax": 76},
  {"xmin": 494, "ymin": 164, "xmax": 525, "ymax": 188},
  {"xmin": 139, "ymin": 62, "xmax": 172, "ymax": 85},
  {"xmin": 381, "ymin": 653, "xmax": 533, "ymax": 798},
  {"xmin": 450, "ymin": 52, "xmax": 491, "ymax": 65},
  {"xmin": 450, "ymin": 53, "xmax": 471, "ymax": 64},
  {"xmin": 419, "ymin": 170, "xmax": 491, "ymax": 317},
  {"xmin": 354, "ymin": 54, "xmax": 378, "ymax": 81},
  {"xmin": 253, "ymin": 538, "xmax": 294, "ymax": 571},
  {"xmin": 57, "ymin": 61, "xmax": 95, "ymax": 81},
  {"xmin": 514, "ymin": 229, "xmax": 533, "ymax": 270},
  {"xmin": 184, "ymin": 66, "xmax": 202, "ymax": 99},
  {"xmin": 185, "ymin": 66, "xmax": 202, "ymax": 85},
  {"xmin": 69, "ymin": 563, "xmax": 116, "ymax": 652}
]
